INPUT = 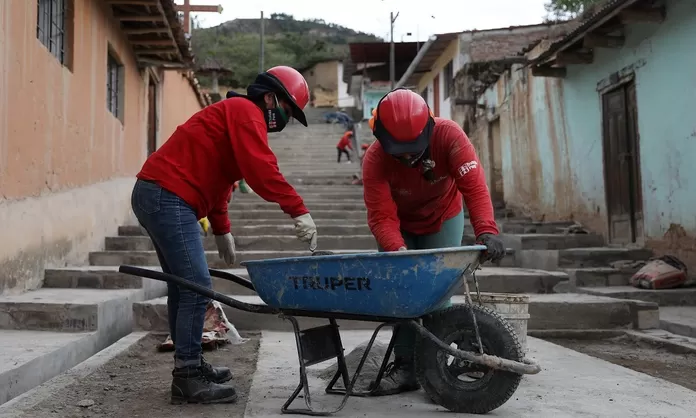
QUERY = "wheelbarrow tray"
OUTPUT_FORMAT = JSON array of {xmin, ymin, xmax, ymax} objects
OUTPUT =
[{"xmin": 240, "ymin": 245, "xmax": 486, "ymax": 318}]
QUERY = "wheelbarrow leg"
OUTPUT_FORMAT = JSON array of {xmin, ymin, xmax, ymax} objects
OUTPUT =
[
  {"xmin": 280, "ymin": 316, "xmax": 363, "ymax": 416},
  {"xmin": 325, "ymin": 322, "xmax": 399, "ymax": 397}
]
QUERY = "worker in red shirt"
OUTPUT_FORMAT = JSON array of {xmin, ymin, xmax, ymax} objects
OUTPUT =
[
  {"xmin": 361, "ymin": 88, "xmax": 505, "ymax": 395},
  {"xmin": 336, "ymin": 130, "xmax": 353, "ymax": 163},
  {"xmin": 131, "ymin": 66, "xmax": 317, "ymax": 405}
]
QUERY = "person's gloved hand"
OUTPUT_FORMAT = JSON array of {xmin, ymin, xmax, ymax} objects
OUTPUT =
[
  {"xmin": 397, "ymin": 246, "xmax": 407, "ymax": 251},
  {"xmin": 215, "ymin": 233, "xmax": 236, "ymax": 266},
  {"xmin": 199, "ymin": 217, "xmax": 211, "ymax": 236},
  {"xmin": 476, "ymin": 233, "xmax": 506, "ymax": 263},
  {"xmin": 293, "ymin": 213, "xmax": 318, "ymax": 251}
]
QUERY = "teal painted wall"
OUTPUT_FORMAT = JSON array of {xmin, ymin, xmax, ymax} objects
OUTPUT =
[{"xmin": 477, "ymin": 0, "xmax": 696, "ymax": 247}]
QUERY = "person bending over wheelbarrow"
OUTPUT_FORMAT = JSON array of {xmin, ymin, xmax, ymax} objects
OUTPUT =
[
  {"xmin": 132, "ymin": 66, "xmax": 318, "ymax": 405},
  {"xmin": 361, "ymin": 88, "xmax": 506, "ymax": 396}
]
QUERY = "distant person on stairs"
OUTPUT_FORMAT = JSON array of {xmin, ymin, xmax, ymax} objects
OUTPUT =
[
  {"xmin": 336, "ymin": 130, "xmax": 353, "ymax": 163},
  {"xmin": 361, "ymin": 88, "xmax": 506, "ymax": 396},
  {"xmin": 131, "ymin": 66, "xmax": 319, "ymax": 406}
]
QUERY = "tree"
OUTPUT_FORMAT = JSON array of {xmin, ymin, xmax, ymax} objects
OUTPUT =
[{"xmin": 544, "ymin": 0, "xmax": 602, "ymax": 20}]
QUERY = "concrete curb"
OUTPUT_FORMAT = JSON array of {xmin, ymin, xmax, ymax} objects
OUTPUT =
[{"xmin": 0, "ymin": 332, "xmax": 149, "ymax": 418}]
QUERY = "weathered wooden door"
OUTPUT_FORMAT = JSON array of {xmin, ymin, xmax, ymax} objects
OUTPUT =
[
  {"xmin": 601, "ymin": 81, "xmax": 643, "ymax": 244},
  {"xmin": 147, "ymin": 76, "xmax": 158, "ymax": 156},
  {"xmin": 488, "ymin": 118, "xmax": 505, "ymax": 206}
]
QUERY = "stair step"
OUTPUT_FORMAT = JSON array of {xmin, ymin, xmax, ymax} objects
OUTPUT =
[
  {"xmin": 133, "ymin": 292, "xmax": 657, "ymax": 333},
  {"xmin": 0, "ymin": 288, "xmax": 141, "ymax": 332},
  {"xmin": 577, "ymin": 286, "xmax": 696, "ymax": 306},
  {"xmin": 462, "ymin": 233, "xmax": 605, "ymax": 250},
  {"xmin": 118, "ymin": 224, "xmax": 373, "ymax": 237},
  {"xmin": 499, "ymin": 221, "xmax": 576, "ymax": 234},
  {"xmin": 207, "ymin": 266, "xmax": 567, "ymax": 295},
  {"xmin": 0, "ymin": 330, "xmax": 97, "ymax": 405},
  {"xmin": 105, "ymin": 235, "xmax": 378, "ymax": 252},
  {"xmin": 43, "ymin": 266, "xmax": 167, "ymax": 297},
  {"xmin": 660, "ymin": 307, "xmax": 696, "ymax": 338},
  {"xmin": 566, "ymin": 267, "xmax": 638, "ymax": 287},
  {"xmin": 228, "ymin": 209, "xmax": 367, "ymax": 220},
  {"xmin": 557, "ymin": 247, "xmax": 653, "ymax": 268},
  {"xmin": 230, "ymin": 202, "xmax": 367, "ymax": 211},
  {"xmin": 89, "ymin": 250, "xmax": 374, "ymax": 269}
]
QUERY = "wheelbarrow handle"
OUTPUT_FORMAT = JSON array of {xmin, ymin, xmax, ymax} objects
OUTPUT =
[
  {"xmin": 118, "ymin": 265, "xmax": 279, "ymax": 315},
  {"xmin": 208, "ymin": 269, "xmax": 256, "ymax": 292}
]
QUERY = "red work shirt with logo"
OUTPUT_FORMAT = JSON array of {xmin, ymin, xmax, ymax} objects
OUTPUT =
[
  {"xmin": 337, "ymin": 132, "xmax": 353, "ymax": 150},
  {"xmin": 137, "ymin": 97, "xmax": 309, "ymax": 235},
  {"xmin": 362, "ymin": 118, "xmax": 499, "ymax": 251}
]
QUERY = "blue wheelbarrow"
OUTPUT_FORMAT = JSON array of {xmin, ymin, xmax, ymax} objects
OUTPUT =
[{"xmin": 119, "ymin": 245, "xmax": 541, "ymax": 416}]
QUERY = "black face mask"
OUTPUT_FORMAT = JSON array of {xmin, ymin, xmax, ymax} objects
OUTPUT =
[{"xmin": 265, "ymin": 95, "xmax": 289, "ymax": 133}]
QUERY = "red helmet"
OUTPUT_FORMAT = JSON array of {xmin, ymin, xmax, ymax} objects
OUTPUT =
[
  {"xmin": 266, "ymin": 66, "xmax": 310, "ymax": 126},
  {"xmin": 371, "ymin": 88, "xmax": 435, "ymax": 155}
]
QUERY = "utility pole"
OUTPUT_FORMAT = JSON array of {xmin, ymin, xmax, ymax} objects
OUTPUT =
[
  {"xmin": 389, "ymin": 11, "xmax": 399, "ymax": 90},
  {"xmin": 259, "ymin": 11, "xmax": 265, "ymax": 72}
]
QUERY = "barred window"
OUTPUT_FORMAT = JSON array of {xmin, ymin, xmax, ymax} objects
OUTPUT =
[
  {"xmin": 107, "ymin": 50, "xmax": 125, "ymax": 122},
  {"xmin": 36, "ymin": 0, "xmax": 67, "ymax": 64}
]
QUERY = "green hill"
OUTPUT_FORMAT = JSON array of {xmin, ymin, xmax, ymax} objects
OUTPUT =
[{"xmin": 191, "ymin": 13, "xmax": 382, "ymax": 88}]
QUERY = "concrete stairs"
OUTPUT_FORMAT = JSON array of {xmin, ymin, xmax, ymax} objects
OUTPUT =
[
  {"xmin": 0, "ymin": 263, "xmax": 165, "ymax": 405},
  {"xmin": 0, "ymin": 123, "xmax": 678, "ymax": 406}
]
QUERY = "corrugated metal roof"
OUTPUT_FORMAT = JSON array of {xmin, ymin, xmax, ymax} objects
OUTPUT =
[
  {"xmin": 530, "ymin": 0, "xmax": 641, "ymax": 65},
  {"xmin": 348, "ymin": 42, "xmax": 421, "ymax": 64},
  {"xmin": 402, "ymin": 32, "xmax": 460, "ymax": 87}
]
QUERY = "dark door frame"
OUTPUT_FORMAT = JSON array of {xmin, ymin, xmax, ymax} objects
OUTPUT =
[
  {"xmin": 599, "ymin": 74, "xmax": 644, "ymax": 245},
  {"xmin": 146, "ymin": 70, "xmax": 160, "ymax": 156}
]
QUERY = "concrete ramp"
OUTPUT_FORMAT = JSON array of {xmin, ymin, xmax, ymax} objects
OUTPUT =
[{"xmin": 244, "ymin": 331, "xmax": 696, "ymax": 417}]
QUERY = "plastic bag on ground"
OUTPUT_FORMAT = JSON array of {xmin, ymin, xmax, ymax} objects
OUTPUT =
[{"xmin": 158, "ymin": 300, "xmax": 249, "ymax": 351}]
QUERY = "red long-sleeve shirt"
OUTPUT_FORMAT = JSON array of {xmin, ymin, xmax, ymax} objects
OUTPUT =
[
  {"xmin": 137, "ymin": 97, "xmax": 308, "ymax": 235},
  {"xmin": 337, "ymin": 132, "xmax": 353, "ymax": 150},
  {"xmin": 362, "ymin": 118, "xmax": 499, "ymax": 251}
]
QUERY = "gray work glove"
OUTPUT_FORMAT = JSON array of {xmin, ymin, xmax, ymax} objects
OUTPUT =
[
  {"xmin": 215, "ymin": 233, "xmax": 236, "ymax": 266},
  {"xmin": 293, "ymin": 213, "xmax": 318, "ymax": 251}
]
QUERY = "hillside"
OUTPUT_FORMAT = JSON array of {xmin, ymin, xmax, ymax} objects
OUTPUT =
[{"xmin": 191, "ymin": 13, "xmax": 382, "ymax": 89}]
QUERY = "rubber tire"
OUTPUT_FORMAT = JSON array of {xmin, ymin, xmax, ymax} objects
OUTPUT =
[{"xmin": 414, "ymin": 304, "xmax": 524, "ymax": 414}]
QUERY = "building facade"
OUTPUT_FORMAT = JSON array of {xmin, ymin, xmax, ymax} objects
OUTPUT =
[
  {"xmin": 0, "ymin": 0, "xmax": 209, "ymax": 294},
  {"xmin": 472, "ymin": 0, "xmax": 695, "ymax": 269}
]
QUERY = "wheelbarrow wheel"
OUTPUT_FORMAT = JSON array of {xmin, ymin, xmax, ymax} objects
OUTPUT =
[{"xmin": 414, "ymin": 304, "xmax": 523, "ymax": 414}]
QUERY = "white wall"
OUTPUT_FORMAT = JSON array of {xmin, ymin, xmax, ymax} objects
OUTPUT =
[{"xmin": 337, "ymin": 62, "xmax": 356, "ymax": 108}]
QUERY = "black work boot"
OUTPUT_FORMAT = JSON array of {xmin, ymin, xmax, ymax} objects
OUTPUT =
[
  {"xmin": 170, "ymin": 366, "xmax": 238, "ymax": 405},
  {"xmin": 368, "ymin": 358, "xmax": 420, "ymax": 396},
  {"xmin": 201, "ymin": 356, "xmax": 233, "ymax": 384}
]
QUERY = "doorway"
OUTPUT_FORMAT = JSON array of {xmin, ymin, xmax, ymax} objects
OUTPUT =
[
  {"xmin": 601, "ymin": 80, "xmax": 643, "ymax": 244},
  {"xmin": 147, "ymin": 75, "xmax": 158, "ymax": 156},
  {"xmin": 488, "ymin": 118, "xmax": 505, "ymax": 207},
  {"xmin": 433, "ymin": 74, "xmax": 440, "ymax": 117}
]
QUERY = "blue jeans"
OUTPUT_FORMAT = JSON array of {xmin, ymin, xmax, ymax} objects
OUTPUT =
[
  {"xmin": 131, "ymin": 179, "xmax": 212, "ymax": 368},
  {"xmin": 379, "ymin": 209, "xmax": 465, "ymax": 360}
]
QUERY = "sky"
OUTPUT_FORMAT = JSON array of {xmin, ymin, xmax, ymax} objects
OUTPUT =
[{"xmin": 180, "ymin": 0, "xmax": 552, "ymax": 42}]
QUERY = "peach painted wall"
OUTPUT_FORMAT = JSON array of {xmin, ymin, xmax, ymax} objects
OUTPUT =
[
  {"xmin": 0, "ymin": 0, "xmax": 204, "ymax": 294},
  {"xmin": 158, "ymin": 70, "xmax": 205, "ymax": 145}
]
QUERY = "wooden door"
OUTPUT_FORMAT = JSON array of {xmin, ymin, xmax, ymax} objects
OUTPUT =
[
  {"xmin": 147, "ymin": 76, "xmax": 158, "ymax": 156},
  {"xmin": 601, "ymin": 81, "xmax": 643, "ymax": 244}
]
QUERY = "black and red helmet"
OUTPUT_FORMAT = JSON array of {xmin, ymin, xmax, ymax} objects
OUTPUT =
[
  {"xmin": 251, "ymin": 66, "xmax": 310, "ymax": 126},
  {"xmin": 369, "ymin": 88, "xmax": 435, "ymax": 155}
]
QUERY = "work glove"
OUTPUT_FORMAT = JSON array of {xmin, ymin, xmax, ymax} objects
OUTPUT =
[
  {"xmin": 293, "ymin": 213, "xmax": 318, "ymax": 251},
  {"xmin": 199, "ymin": 217, "xmax": 211, "ymax": 236},
  {"xmin": 215, "ymin": 233, "xmax": 236, "ymax": 266},
  {"xmin": 476, "ymin": 233, "xmax": 506, "ymax": 263}
]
